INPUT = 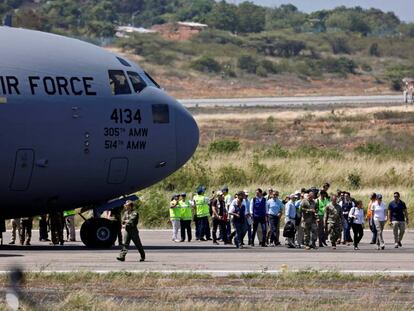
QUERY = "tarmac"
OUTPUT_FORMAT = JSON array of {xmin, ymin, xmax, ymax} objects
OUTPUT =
[
  {"xmin": 180, "ymin": 95, "xmax": 403, "ymax": 108},
  {"xmin": 0, "ymin": 229, "xmax": 413, "ymax": 275}
]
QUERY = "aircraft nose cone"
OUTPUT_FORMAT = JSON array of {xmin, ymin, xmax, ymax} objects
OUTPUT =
[{"xmin": 175, "ymin": 105, "xmax": 199, "ymax": 169}]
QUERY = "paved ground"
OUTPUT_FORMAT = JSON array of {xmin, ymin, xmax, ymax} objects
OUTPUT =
[
  {"xmin": 0, "ymin": 229, "xmax": 413, "ymax": 274},
  {"xmin": 180, "ymin": 95, "xmax": 403, "ymax": 108}
]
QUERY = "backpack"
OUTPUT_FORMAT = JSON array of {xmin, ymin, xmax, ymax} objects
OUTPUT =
[{"xmin": 283, "ymin": 221, "xmax": 296, "ymax": 238}]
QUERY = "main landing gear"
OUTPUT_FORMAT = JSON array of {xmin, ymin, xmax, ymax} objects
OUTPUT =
[
  {"xmin": 79, "ymin": 195, "xmax": 138, "ymax": 248},
  {"xmin": 80, "ymin": 218, "xmax": 118, "ymax": 248}
]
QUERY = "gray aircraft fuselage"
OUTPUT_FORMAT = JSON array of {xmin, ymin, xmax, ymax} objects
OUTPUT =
[{"xmin": 0, "ymin": 27, "xmax": 199, "ymax": 219}]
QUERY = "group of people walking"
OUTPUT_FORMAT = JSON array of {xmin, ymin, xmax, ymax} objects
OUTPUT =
[{"xmin": 169, "ymin": 184, "xmax": 410, "ymax": 250}]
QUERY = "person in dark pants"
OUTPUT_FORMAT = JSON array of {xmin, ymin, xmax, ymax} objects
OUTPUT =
[
  {"xmin": 117, "ymin": 200, "xmax": 145, "ymax": 262},
  {"xmin": 348, "ymin": 200, "xmax": 364, "ymax": 250},
  {"xmin": 367, "ymin": 193, "xmax": 377, "ymax": 244},
  {"xmin": 229, "ymin": 191, "xmax": 247, "ymax": 248},
  {"xmin": 49, "ymin": 211, "xmax": 65, "ymax": 246},
  {"xmin": 179, "ymin": 193, "xmax": 192, "ymax": 242},
  {"xmin": 340, "ymin": 192, "xmax": 354, "ymax": 244},
  {"xmin": 20, "ymin": 217, "xmax": 33, "ymax": 245},
  {"xmin": 211, "ymin": 191, "xmax": 228, "ymax": 245},
  {"xmin": 266, "ymin": 191, "xmax": 283, "ymax": 246},
  {"xmin": 39, "ymin": 214, "xmax": 50, "ymax": 242},
  {"xmin": 192, "ymin": 186, "xmax": 211, "ymax": 241},
  {"xmin": 109, "ymin": 205, "xmax": 123, "ymax": 246},
  {"xmin": 250, "ymin": 188, "xmax": 268, "ymax": 247}
]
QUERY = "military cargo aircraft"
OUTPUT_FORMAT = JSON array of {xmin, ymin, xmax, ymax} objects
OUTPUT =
[{"xmin": 0, "ymin": 24, "xmax": 199, "ymax": 248}]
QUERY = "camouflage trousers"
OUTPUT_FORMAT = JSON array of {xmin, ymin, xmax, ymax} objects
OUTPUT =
[
  {"xmin": 302, "ymin": 221, "xmax": 317, "ymax": 246},
  {"xmin": 327, "ymin": 223, "xmax": 341, "ymax": 246}
]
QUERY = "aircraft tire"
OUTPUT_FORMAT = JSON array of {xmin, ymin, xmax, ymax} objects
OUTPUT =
[{"xmin": 80, "ymin": 218, "xmax": 118, "ymax": 248}]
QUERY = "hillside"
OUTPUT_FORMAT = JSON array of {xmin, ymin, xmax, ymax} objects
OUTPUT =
[{"xmin": 2, "ymin": 1, "xmax": 414, "ymax": 97}]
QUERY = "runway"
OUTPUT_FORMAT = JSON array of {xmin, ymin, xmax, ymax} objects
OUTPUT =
[
  {"xmin": 1, "ymin": 229, "xmax": 413, "ymax": 275},
  {"xmin": 180, "ymin": 95, "xmax": 403, "ymax": 107}
]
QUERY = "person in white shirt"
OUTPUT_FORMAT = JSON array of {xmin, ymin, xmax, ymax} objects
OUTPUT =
[
  {"xmin": 370, "ymin": 194, "xmax": 387, "ymax": 250},
  {"xmin": 348, "ymin": 200, "xmax": 364, "ymax": 250}
]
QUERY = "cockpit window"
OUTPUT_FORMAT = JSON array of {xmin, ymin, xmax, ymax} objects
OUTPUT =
[
  {"xmin": 144, "ymin": 71, "xmax": 160, "ymax": 88},
  {"xmin": 108, "ymin": 70, "xmax": 131, "ymax": 95},
  {"xmin": 127, "ymin": 71, "xmax": 147, "ymax": 93},
  {"xmin": 152, "ymin": 104, "xmax": 170, "ymax": 124}
]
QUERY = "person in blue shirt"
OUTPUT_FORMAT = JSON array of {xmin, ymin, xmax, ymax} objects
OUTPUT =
[
  {"xmin": 388, "ymin": 192, "xmax": 409, "ymax": 248},
  {"xmin": 266, "ymin": 190, "xmax": 283, "ymax": 246}
]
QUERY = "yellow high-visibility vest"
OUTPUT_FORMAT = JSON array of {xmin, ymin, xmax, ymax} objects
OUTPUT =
[
  {"xmin": 179, "ymin": 200, "xmax": 192, "ymax": 220},
  {"xmin": 194, "ymin": 195, "xmax": 209, "ymax": 217}
]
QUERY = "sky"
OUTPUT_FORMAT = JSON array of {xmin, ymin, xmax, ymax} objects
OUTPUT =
[{"xmin": 231, "ymin": 0, "xmax": 414, "ymax": 22}]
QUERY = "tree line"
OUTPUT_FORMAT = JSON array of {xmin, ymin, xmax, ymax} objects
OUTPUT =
[{"xmin": 1, "ymin": 0, "xmax": 414, "ymax": 38}]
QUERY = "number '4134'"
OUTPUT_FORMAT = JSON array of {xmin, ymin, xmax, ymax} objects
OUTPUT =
[{"xmin": 110, "ymin": 109, "xmax": 141, "ymax": 124}]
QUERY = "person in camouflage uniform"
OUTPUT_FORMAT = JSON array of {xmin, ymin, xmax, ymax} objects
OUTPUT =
[
  {"xmin": 301, "ymin": 192, "xmax": 318, "ymax": 250},
  {"xmin": 20, "ymin": 217, "xmax": 33, "ymax": 245},
  {"xmin": 324, "ymin": 194, "xmax": 343, "ymax": 249},
  {"xmin": 117, "ymin": 200, "xmax": 145, "ymax": 262}
]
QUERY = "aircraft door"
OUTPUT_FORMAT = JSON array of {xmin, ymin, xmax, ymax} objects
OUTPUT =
[
  {"xmin": 107, "ymin": 157, "xmax": 129, "ymax": 184},
  {"xmin": 10, "ymin": 149, "xmax": 35, "ymax": 191}
]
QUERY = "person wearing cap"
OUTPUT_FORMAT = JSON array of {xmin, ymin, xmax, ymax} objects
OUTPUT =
[
  {"xmin": 370, "ymin": 194, "xmax": 387, "ymax": 250},
  {"xmin": 250, "ymin": 188, "xmax": 268, "ymax": 247},
  {"xmin": 301, "ymin": 192, "xmax": 318, "ymax": 250},
  {"xmin": 179, "ymin": 193, "xmax": 192, "ymax": 242},
  {"xmin": 229, "ymin": 191, "xmax": 247, "ymax": 248},
  {"xmin": 324, "ymin": 194, "xmax": 343, "ymax": 250},
  {"xmin": 388, "ymin": 192, "xmax": 409, "ymax": 248},
  {"xmin": 192, "ymin": 186, "xmax": 211, "ymax": 241},
  {"xmin": 211, "ymin": 191, "xmax": 228, "ymax": 245},
  {"xmin": 284, "ymin": 194, "xmax": 297, "ymax": 248},
  {"xmin": 117, "ymin": 200, "xmax": 145, "ymax": 262},
  {"xmin": 170, "ymin": 194, "xmax": 181, "ymax": 242}
]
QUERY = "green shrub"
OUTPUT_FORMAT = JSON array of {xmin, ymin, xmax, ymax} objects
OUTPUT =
[
  {"xmin": 354, "ymin": 142, "xmax": 389, "ymax": 156},
  {"xmin": 328, "ymin": 36, "xmax": 351, "ymax": 54},
  {"xmin": 139, "ymin": 189, "xmax": 170, "ymax": 228},
  {"xmin": 192, "ymin": 29, "xmax": 244, "ymax": 46},
  {"xmin": 256, "ymin": 65, "xmax": 267, "ymax": 77},
  {"xmin": 209, "ymin": 139, "xmax": 240, "ymax": 153},
  {"xmin": 321, "ymin": 57, "xmax": 357, "ymax": 76},
  {"xmin": 347, "ymin": 172, "xmax": 362, "ymax": 189},
  {"xmin": 190, "ymin": 55, "xmax": 222, "ymax": 73},
  {"xmin": 237, "ymin": 55, "xmax": 259, "ymax": 73},
  {"xmin": 160, "ymin": 154, "xmax": 212, "ymax": 191},
  {"xmin": 263, "ymin": 144, "xmax": 290, "ymax": 158},
  {"xmin": 218, "ymin": 165, "xmax": 248, "ymax": 186},
  {"xmin": 369, "ymin": 43, "xmax": 380, "ymax": 57},
  {"xmin": 146, "ymin": 51, "xmax": 177, "ymax": 65},
  {"xmin": 361, "ymin": 63, "xmax": 372, "ymax": 72},
  {"xmin": 260, "ymin": 59, "xmax": 278, "ymax": 74},
  {"xmin": 293, "ymin": 145, "xmax": 342, "ymax": 159}
]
